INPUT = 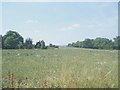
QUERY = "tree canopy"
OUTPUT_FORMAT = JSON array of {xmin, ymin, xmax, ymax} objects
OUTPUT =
[
  {"xmin": 2, "ymin": 31, "xmax": 24, "ymax": 49},
  {"xmin": 25, "ymin": 38, "xmax": 33, "ymax": 49},
  {"xmin": 68, "ymin": 37, "xmax": 120, "ymax": 50}
]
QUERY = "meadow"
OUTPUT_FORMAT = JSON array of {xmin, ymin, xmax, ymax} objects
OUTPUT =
[{"xmin": 2, "ymin": 48, "xmax": 118, "ymax": 88}]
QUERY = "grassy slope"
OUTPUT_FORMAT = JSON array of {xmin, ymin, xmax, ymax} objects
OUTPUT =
[{"xmin": 2, "ymin": 48, "xmax": 118, "ymax": 88}]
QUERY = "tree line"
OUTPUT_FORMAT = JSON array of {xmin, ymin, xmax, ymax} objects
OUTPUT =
[
  {"xmin": 0, "ymin": 30, "xmax": 120, "ymax": 50},
  {"xmin": 0, "ymin": 31, "xmax": 59, "ymax": 49},
  {"xmin": 68, "ymin": 36, "xmax": 120, "ymax": 50}
]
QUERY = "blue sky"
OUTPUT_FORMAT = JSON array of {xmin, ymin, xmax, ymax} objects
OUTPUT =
[{"xmin": 2, "ymin": 2, "xmax": 118, "ymax": 45}]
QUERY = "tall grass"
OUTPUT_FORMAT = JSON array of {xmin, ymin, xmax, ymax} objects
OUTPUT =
[{"xmin": 2, "ymin": 48, "xmax": 118, "ymax": 88}]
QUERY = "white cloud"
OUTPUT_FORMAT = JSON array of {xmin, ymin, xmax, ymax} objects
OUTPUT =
[
  {"xmin": 57, "ymin": 24, "xmax": 80, "ymax": 31},
  {"xmin": 25, "ymin": 19, "xmax": 38, "ymax": 24}
]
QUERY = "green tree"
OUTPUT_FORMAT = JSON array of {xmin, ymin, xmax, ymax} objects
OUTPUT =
[
  {"xmin": 68, "ymin": 37, "xmax": 114, "ymax": 50},
  {"xmin": 113, "ymin": 36, "xmax": 120, "ymax": 50},
  {"xmin": 25, "ymin": 38, "xmax": 33, "ymax": 49},
  {"xmin": 17, "ymin": 41, "xmax": 24, "ymax": 49},
  {"xmin": 0, "ymin": 35, "xmax": 2, "ymax": 49},
  {"xmin": 68, "ymin": 43, "xmax": 72, "ymax": 47},
  {"xmin": 79, "ymin": 41, "xmax": 84, "ymax": 48},
  {"xmin": 76, "ymin": 41, "xmax": 80, "ymax": 48},
  {"xmin": 93, "ymin": 38, "xmax": 113, "ymax": 49},
  {"xmin": 41, "ymin": 40, "xmax": 45, "ymax": 49},
  {"xmin": 49, "ymin": 43, "xmax": 53, "ymax": 47},
  {"xmin": 3, "ymin": 31, "xmax": 24, "ymax": 49},
  {"xmin": 71, "ymin": 42, "xmax": 75, "ymax": 47},
  {"xmin": 82, "ymin": 39, "xmax": 93, "ymax": 48},
  {"xmin": 35, "ymin": 41, "xmax": 41, "ymax": 48}
]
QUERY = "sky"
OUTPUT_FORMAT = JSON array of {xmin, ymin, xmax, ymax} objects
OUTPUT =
[{"xmin": 1, "ymin": 1, "xmax": 119, "ymax": 45}]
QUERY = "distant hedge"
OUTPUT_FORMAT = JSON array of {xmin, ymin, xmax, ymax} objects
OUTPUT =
[{"xmin": 68, "ymin": 36, "xmax": 120, "ymax": 50}]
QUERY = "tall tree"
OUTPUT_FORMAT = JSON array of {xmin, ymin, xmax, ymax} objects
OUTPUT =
[
  {"xmin": 49, "ymin": 43, "xmax": 53, "ymax": 47},
  {"xmin": 113, "ymin": 36, "xmax": 120, "ymax": 50},
  {"xmin": 25, "ymin": 38, "xmax": 33, "ymax": 49},
  {"xmin": 41, "ymin": 40, "xmax": 45, "ymax": 49},
  {"xmin": 82, "ymin": 39, "xmax": 93, "ymax": 48},
  {"xmin": 0, "ymin": 35, "xmax": 2, "ymax": 49},
  {"xmin": 93, "ymin": 38, "xmax": 113, "ymax": 49},
  {"xmin": 35, "ymin": 40, "xmax": 41, "ymax": 48},
  {"xmin": 3, "ymin": 31, "xmax": 24, "ymax": 49}
]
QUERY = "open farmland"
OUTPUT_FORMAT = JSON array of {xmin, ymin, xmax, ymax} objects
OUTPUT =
[{"xmin": 2, "ymin": 48, "xmax": 118, "ymax": 88}]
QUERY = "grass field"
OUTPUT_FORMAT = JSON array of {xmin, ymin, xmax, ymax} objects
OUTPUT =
[{"xmin": 2, "ymin": 48, "xmax": 118, "ymax": 88}]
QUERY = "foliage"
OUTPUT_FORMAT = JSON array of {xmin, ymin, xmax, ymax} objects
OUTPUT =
[
  {"xmin": 35, "ymin": 40, "xmax": 47, "ymax": 49},
  {"xmin": 1, "ymin": 31, "xmax": 119, "ymax": 50},
  {"xmin": 0, "ymin": 35, "xmax": 2, "ymax": 48},
  {"xmin": 2, "ymin": 31, "xmax": 48, "ymax": 49},
  {"xmin": 25, "ymin": 38, "xmax": 33, "ymax": 49},
  {"xmin": 49, "ymin": 43, "xmax": 59, "ymax": 48},
  {"xmin": 82, "ymin": 39, "xmax": 94, "ymax": 48},
  {"xmin": 2, "ymin": 31, "xmax": 24, "ymax": 49},
  {"xmin": 35, "ymin": 41, "xmax": 41, "ymax": 48},
  {"xmin": 113, "ymin": 36, "xmax": 120, "ymax": 50},
  {"xmin": 49, "ymin": 43, "xmax": 53, "ymax": 47},
  {"xmin": 41, "ymin": 40, "xmax": 45, "ymax": 49},
  {"xmin": 68, "ymin": 37, "xmax": 120, "ymax": 50}
]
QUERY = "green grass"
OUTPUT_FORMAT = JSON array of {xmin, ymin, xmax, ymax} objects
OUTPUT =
[{"xmin": 2, "ymin": 48, "xmax": 118, "ymax": 88}]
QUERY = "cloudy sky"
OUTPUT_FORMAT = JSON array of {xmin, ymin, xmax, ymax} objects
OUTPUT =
[{"xmin": 1, "ymin": 1, "xmax": 119, "ymax": 45}]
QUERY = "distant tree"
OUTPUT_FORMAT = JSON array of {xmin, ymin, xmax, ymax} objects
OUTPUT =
[
  {"xmin": 71, "ymin": 42, "xmax": 75, "ymax": 47},
  {"xmin": 49, "ymin": 43, "xmax": 53, "ymax": 47},
  {"xmin": 2, "ymin": 31, "xmax": 24, "ymax": 49},
  {"xmin": 68, "ymin": 43, "xmax": 72, "ymax": 47},
  {"xmin": 41, "ymin": 40, "xmax": 45, "ymax": 49},
  {"xmin": 35, "ymin": 40, "xmax": 41, "ymax": 48},
  {"xmin": 48, "ymin": 43, "xmax": 59, "ymax": 49},
  {"xmin": 54, "ymin": 45, "xmax": 59, "ymax": 48},
  {"xmin": 0, "ymin": 35, "xmax": 2, "ymax": 49},
  {"xmin": 75, "ymin": 41, "xmax": 80, "ymax": 48},
  {"xmin": 93, "ymin": 38, "xmax": 113, "ymax": 49},
  {"xmin": 82, "ymin": 39, "xmax": 93, "ymax": 48},
  {"xmin": 92, "ymin": 38, "xmax": 101, "ymax": 49},
  {"xmin": 25, "ymin": 38, "xmax": 33, "ymax": 49},
  {"xmin": 1, "ymin": 35, "xmax": 3, "ymax": 49},
  {"xmin": 68, "ymin": 37, "xmax": 115, "ymax": 50},
  {"xmin": 52, "ymin": 45, "xmax": 55, "ymax": 47},
  {"xmin": 113, "ymin": 36, "xmax": 120, "ymax": 50},
  {"xmin": 103, "ymin": 39, "xmax": 113, "ymax": 49},
  {"xmin": 79, "ymin": 41, "xmax": 84, "ymax": 48},
  {"xmin": 17, "ymin": 41, "xmax": 24, "ymax": 49}
]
